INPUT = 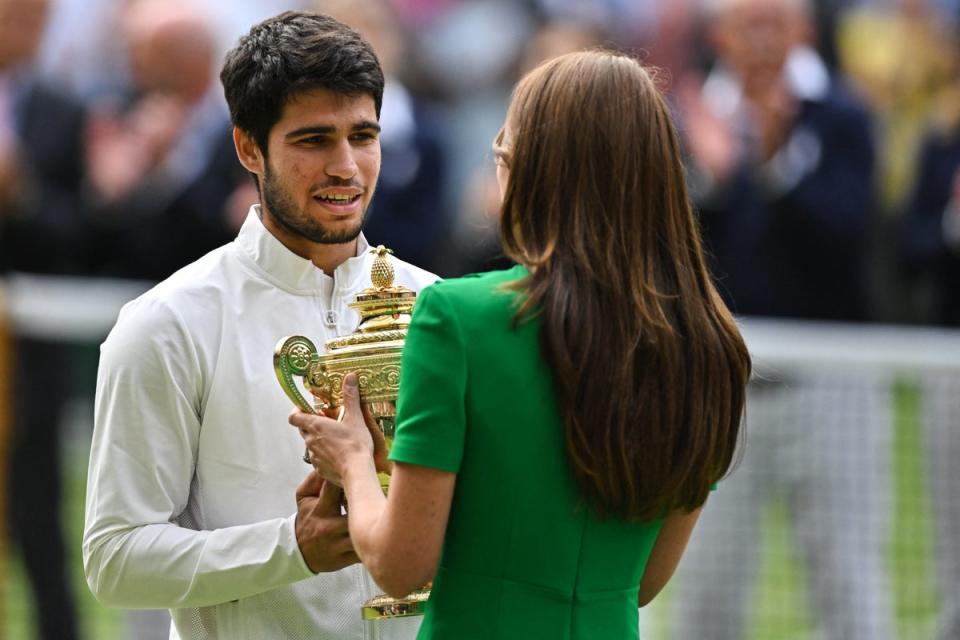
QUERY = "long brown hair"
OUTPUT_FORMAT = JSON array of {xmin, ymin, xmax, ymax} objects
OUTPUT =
[{"xmin": 499, "ymin": 50, "xmax": 751, "ymax": 521}]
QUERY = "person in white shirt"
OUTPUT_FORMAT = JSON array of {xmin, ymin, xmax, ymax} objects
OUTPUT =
[{"xmin": 82, "ymin": 11, "xmax": 437, "ymax": 639}]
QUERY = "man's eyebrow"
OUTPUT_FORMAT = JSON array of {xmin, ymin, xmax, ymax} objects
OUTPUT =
[
  {"xmin": 353, "ymin": 120, "xmax": 381, "ymax": 133},
  {"xmin": 284, "ymin": 121, "xmax": 381, "ymax": 139}
]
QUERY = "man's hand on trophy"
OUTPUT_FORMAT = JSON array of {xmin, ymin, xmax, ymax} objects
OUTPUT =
[
  {"xmin": 294, "ymin": 470, "xmax": 359, "ymax": 573},
  {"xmin": 290, "ymin": 373, "xmax": 384, "ymax": 486},
  {"xmin": 361, "ymin": 402, "xmax": 394, "ymax": 477}
]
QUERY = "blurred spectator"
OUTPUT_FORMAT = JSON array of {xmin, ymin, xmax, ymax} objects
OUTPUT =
[
  {"xmin": 530, "ymin": 0, "xmax": 654, "ymax": 40},
  {"xmin": 671, "ymin": 1, "xmax": 894, "ymax": 639},
  {"xmin": 899, "ymin": 93, "xmax": 960, "ymax": 326},
  {"xmin": 0, "ymin": 0, "xmax": 87, "ymax": 276},
  {"xmin": 447, "ymin": 17, "xmax": 605, "ymax": 276},
  {"xmin": 388, "ymin": 0, "xmax": 457, "ymax": 30},
  {"xmin": 680, "ymin": 0, "xmax": 875, "ymax": 321},
  {"xmin": 516, "ymin": 18, "xmax": 606, "ymax": 76},
  {"xmin": 83, "ymin": 0, "xmax": 247, "ymax": 282},
  {"xmin": 197, "ymin": 0, "xmax": 309, "ymax": 59},
  {"xmin": 34, "ymin": 0, "xmax": 127, "ymax": 101},
  {"xmin": 416, "ymin": 0, "xmax": 533, "ymax": 100},
  {"xmin": 315, "ymin": 0, "xmax": 451, "ymax": 275},
  {"xmin": 837, "ymin": 0, "xmax": 956, "ymax": 213},
  {"xmin": 531, "ymin": 0, "xmax": 705, "ymax": 81},
  {"xmin": 413, "ymin": 0, "xmax": 534, "ymax": 274},
  {"xmin": 835, "ymin": 0, "xmax": 958, "ymax": 321},
  {"xmin": 0, "ymin": 0, "xmax": 85, "ymax": 637},
  {"xmin": 809, "ymin": 0, "xmax": 859, "ymax": 71},
  {"xmin": 37, "ymin": 0, "xmax": 307, "ymax": 102},
  {"xmin": 640, "ymin": 0, "xmax": 705, "ymax": 85}
]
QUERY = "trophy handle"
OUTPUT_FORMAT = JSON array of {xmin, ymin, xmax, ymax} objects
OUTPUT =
[{"xmin": 273, "ymin": 335, "xmax": 319, "ymax": 414}]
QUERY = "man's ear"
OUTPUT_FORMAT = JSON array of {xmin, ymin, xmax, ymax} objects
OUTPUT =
[{"xmin": 234, "ymin": 127, "xmax": 265, "ymax": 176}]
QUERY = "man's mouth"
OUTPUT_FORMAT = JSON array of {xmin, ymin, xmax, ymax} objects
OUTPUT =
[{"xmin": 315, "ymin": 193, "xmax": 362, "ymax": 205}]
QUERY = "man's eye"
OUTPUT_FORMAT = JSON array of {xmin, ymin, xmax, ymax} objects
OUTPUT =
[{"xmin": 351, "ymin": 132, "xmax": 378, "ymax": 142}]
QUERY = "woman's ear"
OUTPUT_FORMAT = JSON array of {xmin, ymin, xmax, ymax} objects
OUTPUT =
[{"xmin": 234, "ymin": 127, "xmax": 265, "ymax": 177}]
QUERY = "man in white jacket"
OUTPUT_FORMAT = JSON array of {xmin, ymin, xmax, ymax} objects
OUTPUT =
[{"xmin": 83, "ymin": 11, "xmax": 437, "ymax": 639}]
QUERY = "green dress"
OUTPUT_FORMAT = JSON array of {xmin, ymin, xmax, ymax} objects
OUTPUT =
[{"xmin": 389, "ymin": 266, "xmax": 664, "ymax": 640}]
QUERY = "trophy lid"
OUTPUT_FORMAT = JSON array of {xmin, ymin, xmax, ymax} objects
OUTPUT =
[
  {"xmin": 273, "ymin": 246, "xmax": 417, "ymax": 416},
  {"xmin": 325, "ymin": 246, "xmax": 416, "ymax": 351}
]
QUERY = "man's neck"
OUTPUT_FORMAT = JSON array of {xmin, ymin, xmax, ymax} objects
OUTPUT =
[{"xmin": 310, "ymin": 241, "xmax": 358, "ymax": 277}]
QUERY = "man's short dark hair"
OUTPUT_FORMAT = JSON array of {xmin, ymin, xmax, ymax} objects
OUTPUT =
[{"xmin": 220, "ymin": 11, "xmax": 384, "ymax": 153}]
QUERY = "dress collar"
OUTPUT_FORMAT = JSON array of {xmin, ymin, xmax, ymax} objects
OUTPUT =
[{"xmin": 234, "ymin": 205, "xmax": 371, "ymax": 294}]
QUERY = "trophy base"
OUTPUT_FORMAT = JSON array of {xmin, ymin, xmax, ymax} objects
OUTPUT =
[{"xmin": 361, "ymin": 587, "xmax": 430, "ymax": 620}]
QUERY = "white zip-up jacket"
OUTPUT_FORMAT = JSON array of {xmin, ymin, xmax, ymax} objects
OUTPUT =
[{"xmin": 83, "ymin": 206, "xmax": 438, "ymax": 639}]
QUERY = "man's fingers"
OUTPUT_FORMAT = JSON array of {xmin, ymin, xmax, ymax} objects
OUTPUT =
[
  {"xmin": 320, "ymin": 403, "xmax": 341, "ymax": 419},
  {"xmin": 295, "ymin": 469, "xmax": 323, "ymax": 501},
  {"xmin": 365, "ymin": 407, "xmax": 387, "ymax": 448},
  {"xmin": 323, "ymin": 549, "xmax": 360, "ymax": 572},
  {"xmin": 328, "ymin": 528, "xmax": 355, "ymax": 554},
  {"xmin": 326, "ymin": 516, "xmax": 351, "ymax": 537},
  {"xmin": 360, "ymin": 402, "xmax": 375, "ymax": 424},
  {"xmin": 315, "ymin": 476, "xmax": 345, "ymax": 514},
  {"xmin": 289, "ymin": 408, "xmax": 312, "ymax": 430}
]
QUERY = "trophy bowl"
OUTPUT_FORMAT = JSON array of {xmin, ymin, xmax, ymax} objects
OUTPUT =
[
  {"xmin": 274, "ymin": 333, "xmax": 405, "ymax": 434},
  {"xmin": 273, "ymin": 246, "xmax": 429, "ymax": 621}
]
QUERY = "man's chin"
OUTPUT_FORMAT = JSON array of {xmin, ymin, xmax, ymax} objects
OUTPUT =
[{"xmin": 310, "ymin": 223, "xmax": 364, "ymax": 245}]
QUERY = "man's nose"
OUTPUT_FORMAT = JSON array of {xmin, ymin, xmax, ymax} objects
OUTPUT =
[{"xmin": 325, "ymin": 139, "xmax": 358, "ymax": 179}]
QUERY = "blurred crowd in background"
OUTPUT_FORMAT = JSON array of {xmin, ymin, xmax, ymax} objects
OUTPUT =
[
  {"xmin": 2, "ymin": 0, "xmax": 960, "ymax": 324},
  {"xmin": 3, "ymin": 0, "xmax": 960, "ymax": 638},
  {"xmin": 1, "ymin": 0, "xmax": 959, "ymax": 327}
]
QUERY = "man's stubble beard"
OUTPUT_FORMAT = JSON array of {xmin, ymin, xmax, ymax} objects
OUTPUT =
[{"xmin": 261, "ymin": 162, "xmax": 368, "ymax": 245}]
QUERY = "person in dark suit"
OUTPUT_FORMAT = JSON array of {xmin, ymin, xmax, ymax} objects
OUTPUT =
[
  {"xmin": 679, "ymin": 2, "xmax": 875, "ymax": 322},
  {"xmin": 899, "ymin": 120, "xmax": 960, "ymax": 327},
  {"xmin": 0, "ymin": 0, "xmax": 86, "ymax": 638},
  {"xmin": 0, "ymin": 8, "xmax": 87, "ymax": 275}
]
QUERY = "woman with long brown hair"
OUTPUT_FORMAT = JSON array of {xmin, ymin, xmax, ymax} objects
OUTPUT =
[{"xmin": 291, "ymin": 49, "xmax": 751, "ymax": 639}]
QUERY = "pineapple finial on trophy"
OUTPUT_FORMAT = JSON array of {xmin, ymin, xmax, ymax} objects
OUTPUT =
[
  {"xmin": 370, "ymin": 245, "xmax": 395, "ymax": 289},
  {"xmin": 274, "ymin": 244, "xmax": 417, "ymax": 414}
]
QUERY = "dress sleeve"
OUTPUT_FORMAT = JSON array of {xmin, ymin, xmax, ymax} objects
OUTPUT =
[{"xmin": 389, "ymin": 284, "xmax": 467, "ymax": 473}]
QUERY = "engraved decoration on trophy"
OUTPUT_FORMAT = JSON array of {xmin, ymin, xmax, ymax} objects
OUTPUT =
[{"xmin": 273, "ymin": 245, "xmax": 430, "ymax": 620}]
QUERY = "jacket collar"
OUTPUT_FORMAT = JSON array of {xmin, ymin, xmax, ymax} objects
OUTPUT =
[{"xmin": 234, "ymin": 205, "xmax": 371, "ymax": 294}]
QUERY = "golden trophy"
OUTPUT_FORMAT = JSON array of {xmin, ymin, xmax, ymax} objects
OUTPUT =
[{"xmin": 273, "ymin": 245, "xmax": 430, "ymax": 620}]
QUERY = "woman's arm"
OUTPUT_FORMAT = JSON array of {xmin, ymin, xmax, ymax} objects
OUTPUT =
[
  {"xmin": 291, "ymin": 375, "xmax": 456, "ymax": 597},
  {"xmin": 345, "ymin": 460, "xmax": 455, "ymax": 597},
  {"xmin": 638, "ymin": 507, "xmax": 703, "ymax": 607}
]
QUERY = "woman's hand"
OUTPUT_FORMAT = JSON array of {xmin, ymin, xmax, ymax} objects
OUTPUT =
[
  {"xmin": 289, "ymin": 373, "xmax": 391, "ymax": 484},
  {"xmin": 290, "ymin": 373, "xmax": 373, "ymax": 485}
]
